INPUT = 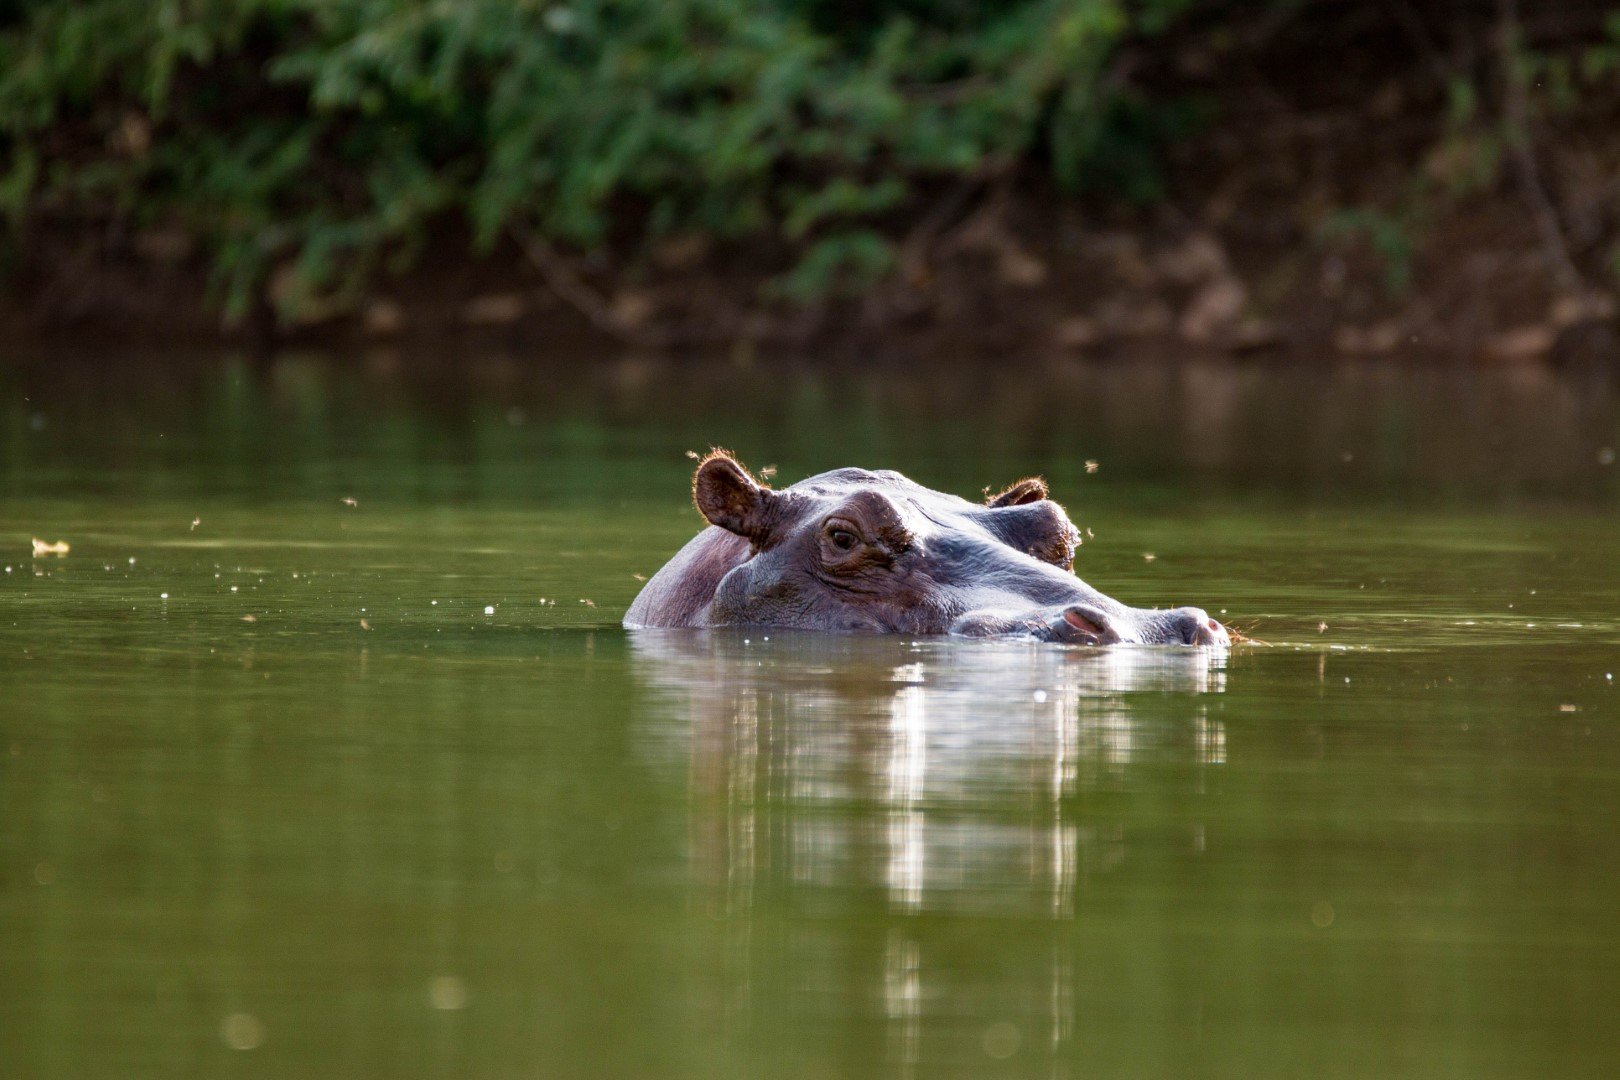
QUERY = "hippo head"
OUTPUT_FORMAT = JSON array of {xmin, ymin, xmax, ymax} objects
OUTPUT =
[{"xmin": 685, "ymin": 453, "xmax": 1228, "ymax": 646}]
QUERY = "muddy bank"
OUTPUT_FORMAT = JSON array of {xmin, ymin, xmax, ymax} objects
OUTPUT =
[{"xmin": 8, "ymin": 182, "xmax": 1615, "ymax": 371}]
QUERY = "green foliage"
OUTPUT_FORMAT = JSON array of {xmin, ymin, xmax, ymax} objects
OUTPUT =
[
  {"xmin": 1321, "ymin": 207, "xmax": 1419, "ymax": 295},
  {"xmin": 0, "ymin": 0, "xmax": 1201, "ymax": 319},
  {"xmin": 1322, "ymin": 10, "xmax": 1620, "ymax": 297},
  {"xmin": 773, "ymin": 230, "xmax": 895, "ymax": 303}
]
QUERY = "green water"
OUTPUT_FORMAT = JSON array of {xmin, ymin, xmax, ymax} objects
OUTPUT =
[{"xmin": 3, "ymin": 353, "xmax": 1619, "ymax": 1078}]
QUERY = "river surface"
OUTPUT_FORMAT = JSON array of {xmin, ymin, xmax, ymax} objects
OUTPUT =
[{"xmin": 2, "ymin": 352, "xmax": 1618, "ymax": 1078}]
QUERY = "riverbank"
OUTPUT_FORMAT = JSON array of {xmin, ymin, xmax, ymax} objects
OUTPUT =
[
  {"xmin": 4, "ymin": 3, "xmax": 1619, "ymax": 368},
  {"xmin": 9, "ymin": 178, "xmax": 1615, "ymax": 370}
]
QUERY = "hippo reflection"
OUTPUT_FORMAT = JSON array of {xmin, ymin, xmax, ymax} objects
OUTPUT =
[
  {"xmin": 627, "ymin": 628, "xmax": 1228, "ymax": 1069},
  {"xmin": 625, "ymin": 452, "xmax": 1229, "ymax": 645}
]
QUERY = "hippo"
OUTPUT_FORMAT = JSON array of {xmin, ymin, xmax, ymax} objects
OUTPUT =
[{"xmin": 624, "ymin": 452, "xmax": 1230, "ymax": 646}]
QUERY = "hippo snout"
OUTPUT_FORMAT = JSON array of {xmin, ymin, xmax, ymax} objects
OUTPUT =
[
  {"xmin": 1166, "ymin": 606, "xmax": 1229, "ymax": 646},
  {"xmin": 1039, "ymin": 604, "xmax": 1229, "ymax": 646}
]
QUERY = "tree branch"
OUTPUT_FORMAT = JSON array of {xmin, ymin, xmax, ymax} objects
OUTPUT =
[{"xmin": 1495, "ymin": 0, "xmax": 1584, "ymax": 293}]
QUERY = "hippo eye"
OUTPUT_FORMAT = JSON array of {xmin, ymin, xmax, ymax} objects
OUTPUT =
[{"xmin": 829, "ymin": 528, "xmax": 859, "ymax": 552}]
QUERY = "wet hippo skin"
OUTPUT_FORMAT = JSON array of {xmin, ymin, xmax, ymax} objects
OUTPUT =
[{"xmin": 625, "ymin": 452, "xmax": 1229, "ymax": 646}]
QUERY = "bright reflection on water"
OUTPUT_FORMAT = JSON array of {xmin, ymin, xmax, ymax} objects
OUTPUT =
[
  {"xmin": 633, "ymin": 631, "xmax": 1236, "ymax": 1076},
  {"xmin": 2, "ymin": 351, "xmax": 1620, "ymax": 1078},
  {"xmin": 635, "ymin": 631, "xmax": 1226, "ymax": 920}
]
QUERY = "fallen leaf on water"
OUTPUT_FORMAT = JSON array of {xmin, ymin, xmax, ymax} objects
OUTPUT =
[
  {"xmin": 241, "ymin": 614, "xmax": 257, "ymax": 623},
  {"xmin": 360, "ymin": 619, "xmax": 372, "ymax": 631},
  {"xmin": 31, "ymin": 538, "xmax": 70, "ymax": 557},
  {"xmin": 632, "ymin": 573, "xmax": 647, "ymax": 582}
]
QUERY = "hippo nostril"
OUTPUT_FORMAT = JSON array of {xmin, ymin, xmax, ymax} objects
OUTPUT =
[
  {"xmin": 1192, "ymin": 610, "xmax": 1230, "ymax": 646},
  {"xmin": 1168, "ymin": 606, "xmax": 1225, "ymax": 645}
]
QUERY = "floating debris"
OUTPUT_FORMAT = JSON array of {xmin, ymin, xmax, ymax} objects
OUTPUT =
[
  {"xmin": 30, "ymin": 538, "xmax": 70, "ymax": 557},
  {"xmin": 1142, "ymin": 552, "xmax": 1157, "ymax": 562},
  {"xmin": 340, "ymin": 496, "xmax": 359, "ymax": 508},
  {"xmin": 1318, "ymin": 622, "xmax": 1329, "ymax": 633},
  {"xmin": 241, "ymin": 614, "xmax": 257, "ymax": 623},
  {"xmin": 685, "ymin": 450, "xmax": 700, "ymax": 459},
  {"xmin": 190, "ymin": 518, "xmax": 201, "ymax": 532},
  {"xmin": 220, "ymin": 1013, "xmax": 264, "ymax": 1051},
  {"xmin": 427, "ymin": 975, "xmax": 468, "ymax": 1011},
  {"xmin": 631, "ymin": 573, "xmax": 647, "ymax": 582},
  {"xmin": 483, "ymin": 605, "xmax": 496, "ymax": 615},
  {"xmin": 579, "ymin": 598, "xmax": 596, "ymax": 607},
  {"xmin": 1084, "ymin": 460, "xmax": 1100, "ymax": 474},
  {"xmin": 360, "ymin": 619, "xmax": 372, "ymax": 631},
  {"xmin": 759, "ymin": 464, "xmax": 778, "ymax": 479}
]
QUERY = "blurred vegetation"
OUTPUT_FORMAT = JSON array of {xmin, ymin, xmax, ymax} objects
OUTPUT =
[
  {"xmin": 3, "ymin": 1, "xmax": 1620, "ymax": 330},
  {"xmin": 0, "ymin": 0, "xmax": 1204, "ymax": 321},
  {"xmin": 1321, "ymin": 7, "xmax": 1620, "ymax": 297}
]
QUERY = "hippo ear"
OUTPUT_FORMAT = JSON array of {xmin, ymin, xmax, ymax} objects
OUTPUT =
[
  {"xmin": 985, "ymin": 477, "xmax": 1048, "ymax": 508},
  {"xmin": 694, "ymin": 452, "xmax": 779, "ymax": 541}
]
